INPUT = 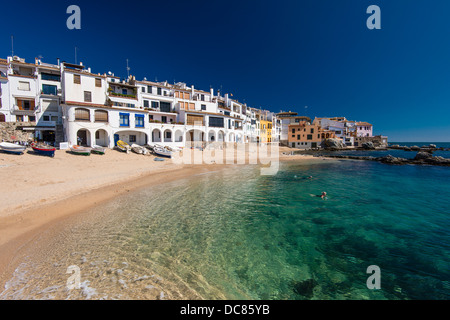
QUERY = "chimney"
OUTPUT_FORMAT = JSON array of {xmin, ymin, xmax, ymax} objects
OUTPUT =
[
  {"xmin": 191, "ymin": 85, "xmax": 194, "ymax": 95},
  {"xmin": 210, "ymin": 88, "xmax": 214, "ymax": 97}
]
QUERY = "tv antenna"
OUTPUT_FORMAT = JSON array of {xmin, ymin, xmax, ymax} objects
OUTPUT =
[{"xmin": 126, "ymin": 59, "xmax": 130, "ymax": 78}]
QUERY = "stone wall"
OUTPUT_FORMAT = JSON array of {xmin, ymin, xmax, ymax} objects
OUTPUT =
[{"xmin": 0, "ymin": 122, "xmax": 35, "ymax": 142}]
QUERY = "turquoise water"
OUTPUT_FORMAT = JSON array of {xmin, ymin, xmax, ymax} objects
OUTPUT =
[{"xmin": 1, "ymin": 159, "xmax": 449, "ymax": 300}]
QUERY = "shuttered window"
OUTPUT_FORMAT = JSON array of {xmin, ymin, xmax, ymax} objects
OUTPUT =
[
  {"xmin": 186, "ymin": 115, "xmax": 203, "ymax": 126},
  {"xmin": 73, "ymin": 74, "xmax": 81, "ymax": 84},
  {"xmin": 84, "ymin": 91, "xmax": 92, "ymax": 102},
  {"xmin": 95, "ymin": 78, "xmax": 102, "ymax": 87},
  {"xmin": 94, "ymin": 110, "xmax": 108, "ymax": 122},
  {"xmin": 75, "ymin": 108, "xmax": 90, "ymax": 121}
]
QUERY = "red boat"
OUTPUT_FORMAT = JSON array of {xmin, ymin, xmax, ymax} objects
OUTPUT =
[{"xmin": 31, "ymin": 142, "xmax": 56, "ymax": 157}]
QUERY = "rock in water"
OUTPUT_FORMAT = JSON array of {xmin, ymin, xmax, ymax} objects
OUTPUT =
[
  {"xmin": 292, "ymin": 279, "xmax": 318, "ymax": 298},
  {"xmin": 414, "ymin": 151, "xmax": 433, "ymax": 161}
]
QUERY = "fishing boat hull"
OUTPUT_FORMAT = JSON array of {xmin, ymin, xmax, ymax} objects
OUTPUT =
[
  {"xmin": 0, "ymin": 142, "xmax": 26, "ymax": 155},
  {"xmin": 31, "ymin": 144, "xmax": 56, "ymax": 157},
  {"xmin": 91, "ymin": 145, "xmax": 106, "ymax": 155},
  {"xmin": 116, "ymin": 140, "xmax": 130, "ymax": 153},
  {"xmin": 70, "ymin": 145, "xmax": 91, "ymax": 156},
  {"xmin": 153, "ymin": 147, "xmax": 172, "ymax": 158}
]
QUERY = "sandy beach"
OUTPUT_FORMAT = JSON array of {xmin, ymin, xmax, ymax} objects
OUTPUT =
[{"xmin": 0, "ymin": 145, "xmax": 317, "ymax": 296}]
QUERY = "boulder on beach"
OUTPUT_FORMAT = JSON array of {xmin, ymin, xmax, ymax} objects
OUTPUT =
[{"xmin": 321, "ymin": 138, "xmax": 346, "ymax": 150}]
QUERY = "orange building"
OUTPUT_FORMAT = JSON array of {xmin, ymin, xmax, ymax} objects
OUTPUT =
[{"xmin": 288, "ymin": 121, "xmax": 336, "ymax": 149}]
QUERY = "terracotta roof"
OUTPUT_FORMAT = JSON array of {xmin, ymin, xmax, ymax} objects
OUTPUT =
[
  {"xmin": 356, "ymin": 122, "xmax": 372, "ymax": 126},
  {"xmin": 0, "ymin": 59, "xmax": 8, "ymax": 65}
]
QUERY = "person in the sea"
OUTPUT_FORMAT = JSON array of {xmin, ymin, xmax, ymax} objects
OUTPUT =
[{"xmin": 317, "ymin": 191, "xmax": 327, "ymax": 199}]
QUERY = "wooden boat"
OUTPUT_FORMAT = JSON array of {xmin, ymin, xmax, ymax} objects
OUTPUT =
[
  {"xmin": 153, "ymin": 146, "xmax": 172, "ymax": 158},
  {"xmin": 91, "ymin": 145, "xmax": 106, "ymax": 155},
  {"xmin": 0, "ymin": 142, "xmax": 26, "ymax": 155},
  {"xmin": 131, "ymin": 144, "xmax": 149, "ymax": 155},
  {"xmin": 70, "ymin": 145, "xmax": 92, "ymax": 156},
  {"xmin": 116, "ymin": 140, "xmax": 130, "ymax": 153},
  {"xmin": 31, "ymin": 142, "xmax": 56, "ymax": 157}
]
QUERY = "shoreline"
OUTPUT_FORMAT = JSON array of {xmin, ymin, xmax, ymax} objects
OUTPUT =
[{"xmin": 0, "ymin": 146, "xmax": 319, "ymax": 295}]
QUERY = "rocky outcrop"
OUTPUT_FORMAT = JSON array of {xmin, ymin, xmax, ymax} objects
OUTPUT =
[
  {"xmin": 321, "ymin": 138, "xmax": 346, "ymax": 150},
  {"xmin": 361, "ymin": 141, "xmax": 375, "ymax": 150},
  {"xmin": 320, "ymin": 152, "xmax": 450, "ymax": 167}
]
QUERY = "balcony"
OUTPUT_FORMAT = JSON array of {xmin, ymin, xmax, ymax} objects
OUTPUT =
[
  {"xmin": 108, "ymin": 91, "xmax": 137, "ymax": 100},
  {"xmin": 12, "ymin": 104, "xmax": 37, "ymax": 115}
]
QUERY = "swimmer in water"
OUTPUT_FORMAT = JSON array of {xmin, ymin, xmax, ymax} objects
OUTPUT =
[{"xmin": 317, "ymin": 191, "xmax": 327, "ymax": 199}]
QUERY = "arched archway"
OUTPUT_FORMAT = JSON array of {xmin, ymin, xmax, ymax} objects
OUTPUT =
[
  {"xmin": 217, "ymin": 130, "xmax": 225, "ymax": 142},
  {"xmin": 186, "ymin": 129, "xmax": 205, "ymax": 147},
  {"xmin": 77, "ymin": 129, "xmax": 91, "ymax": 147},
  {"xmin": 175, "ymin": 130, "xmax": 184, "ymax": 143},
  {"xmin": 95, "ymin": 129, "xmax": 109, "ymax": 147},
  {"xmin": 152, "ymin": 128, "xmax": 162, "ymax": 143},
  {"xmin": 228, "ymin": 132, "xmax": 235, "ymax": 143},
  {"xmin": 208, "ymin": 130, "xmax": 216, "ymax": 142},
  {"xmin": 163, "ymin": 129, "xmax": 173, "ymax": 143}
]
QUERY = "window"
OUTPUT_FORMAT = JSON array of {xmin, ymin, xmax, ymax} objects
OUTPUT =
[
  {"xmin": 147, "ymin": 86, "xmax": 152, "ymax": 93},
  {"xmin": 143, "ymin": 100, "xmax": 149, "ymax": 108},
  {"xmin": 292, "ymin": 129, "xmax": 295, "ymax": 134},
  {"xmin": 209, "ymin": 117, "xmax": 224, "ymax": 128},
  {"xmin": 122, "ymin": 89, "xmax": 127, "ymax": 95},
  {"xmin": 42, "ymin": 84, "xmax": 57, "ymax": 95},
  {"xmin": 201, "ymin": 94, "xmax": 205, "ymax": 101},
  {"xmin": 95, "ymin": 78, "xmax": 102, "ymax": 87},
  {"xmin": 135, "ymin": 114, "xmax": 144, "ymax": 127},
  {"xmin": 84, "ymin": 91, "xmax": 92, "ymax": 102},
  {"xmin": 307, "ymin": 134, "xmax": 313, "ymax": 140},
  {"xmin": 310, "ymin": 128, "xmax": 314, "ymax": 133},
  {"xmin": 160, "ymin": 102, "xmax": 171, "ymax": 113},
  {"xmin": 41, "ymin": 73, "xmax": 60, "ymax": 81},
  {"xmin": 297, "ymin": 135, "xmax": 300, "ymax": 140},
  {"xmin": 23, "ymin": 100, "xmax": 31, "ymax": 110},
  {"xmin": 43, "ymin": 115, "xmax": 50, "ymax": 121},
  {"xmin": 75, "ymin": 108, "xmax": 90, "ymax": 121},
  {"xmin": 119, "ymin": 113, "xmax": 130, "ymax": 127},
  {"xmin": 73, "ymin": 74, "xmax": 81, "ymax": 84},
  {"xmin": 151, "ymin": 101, "xmax": 159, "ymax": 109},
  {"xmin": 157, "ymin": 87, "xmax": 162, "ymax": 95},
  {"xmin": 94, "ymin": 110, "xmax": 108, "ymax": 122},
  {"xmin": 161, "ymin": 116, "xmax": 167, "ymax": 123},
  {"xmin": 149, "ymin": 115, "xmax": 153, "ymax": 120},
  {"xmin": 16, "ymin": 115, "xmax": 24, "ymax": 122},
  {"xmin": 129, "ymin": 135, "xmax": 136, "ymax": 143},
  {"xmin": 141, "ymin": 87, "xmax": 145, "ymax": 93},
  {"xmin": 126, "ymin": 103, "xmax": 135, "ymax": 108},
  {"xmin": 187, "ymin": 114, "xmax": 204, "ymax": 126},
  {"xmin": 18, "ymin": 81, "xmax": 30, "ymax": 91},
  {"xmin": 201, "ymin": 104, "xmax": 206, "ymax": 111}
]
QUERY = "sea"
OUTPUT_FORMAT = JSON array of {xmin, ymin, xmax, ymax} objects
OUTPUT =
[{"xmin": 0, "ymin": 143, "xmax": 449, "ymax": 300}]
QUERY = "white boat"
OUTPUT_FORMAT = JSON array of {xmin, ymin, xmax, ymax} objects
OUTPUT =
[
  {"xmin": 153, "ymin": 146, "xmax": 172, "ymax": 158},
  {"xmin": 70, "ymin": 145, "xmax": 92, "ymax": 156},
  {"xmin": 91, "ymin": 145, "xmax": 106, "ymax": 155},
  {"xmin": 131, "ymin": 144, "xmax": 148, "ymax": 155},
  {"xmin": 0, "ymin": 142, "xmax": 26, "ymax": 154}
]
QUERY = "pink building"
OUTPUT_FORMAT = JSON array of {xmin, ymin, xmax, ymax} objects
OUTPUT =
[{"xmin": 356, "ymin": 122, "xmax": 373, "ymax": 137}]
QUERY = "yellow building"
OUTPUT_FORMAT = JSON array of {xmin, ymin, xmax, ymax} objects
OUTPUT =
[{"xmin": 260, "ymin": 118, "xmax": 273, "ymax": 143}]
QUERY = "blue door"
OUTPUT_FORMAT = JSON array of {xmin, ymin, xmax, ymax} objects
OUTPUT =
[{"xmin": 114, "ymin": 134, "xmax": 119, "ymax": 146}]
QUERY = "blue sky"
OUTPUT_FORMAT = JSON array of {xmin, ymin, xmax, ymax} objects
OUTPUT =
[{"xmin": 2, "ymin": 0, "xmax": 450, "ymax": 141}]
